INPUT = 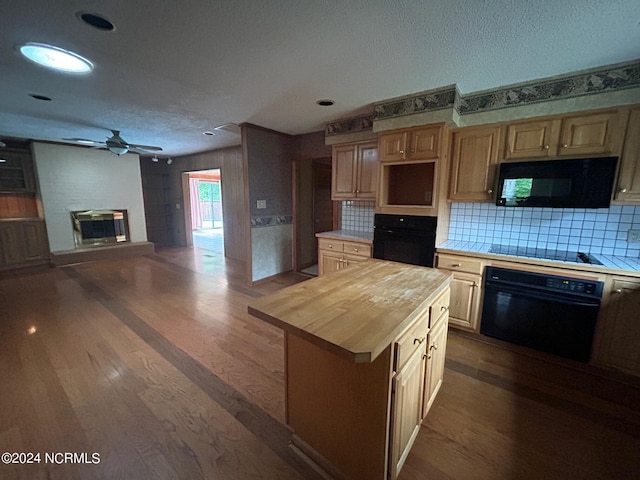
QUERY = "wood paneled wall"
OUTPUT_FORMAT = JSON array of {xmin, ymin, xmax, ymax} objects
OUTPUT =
[
  {"xmin": 167, "ymin": 146, "xmax": 246, "ymax": 262},
  {"xmin": 0, "ymin": 193, "xmax": 38, "ymax": 219}
]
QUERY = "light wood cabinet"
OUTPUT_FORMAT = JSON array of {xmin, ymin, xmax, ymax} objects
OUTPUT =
[
  {"xmin": 389, "ymin": 285, "xmax": 450, "ymax": 480},
  {"xmin": 379, "ymin": 125, "xmax": 442, "ymax": 162},
  {"xmin": 0, "ymin": 148, "xmax": 36, "ymax": 192},
  {"xmin": 389, "ymin": 344, "xmax": 425, "ymax": 479},
  {"xmin": 0, "ymin": 220, "xmax": 49, "ymax": 269},
  {"xmin": 436, "ymin": 253, "xmax": 484, "ymax": 332},
  {"xmin": 377, "ymin": 124, "xmax": 449, "ymax": 217},
  {"xmin": 331, "ymin": 140, "xmax": 378, "ymax": 200},
  {"xmin": 449, "ymin": 125, "xmax": 502, "ymax": 201},
  {"xmin": 503, "ymin": 109, "xmax": 626, "ymax": 160},
  {"xmin": 317, "ymin": 238, "xmax": 371, "ymax": 276},
  {"xmin": 423, "ymin": 308, "xmax": 448, "ymax": 417},
  {"xmin": 614, "ymin": 107, "xmax": 640, "ymax": 203},
  {"xmin": 594, "ymin": 276, "xmax": 640, "ymax": 376}
]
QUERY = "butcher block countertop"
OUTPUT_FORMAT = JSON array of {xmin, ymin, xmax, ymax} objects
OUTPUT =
[{"xmin": 248, "ymin": 259, "xmax": 451, "ymax": 364}]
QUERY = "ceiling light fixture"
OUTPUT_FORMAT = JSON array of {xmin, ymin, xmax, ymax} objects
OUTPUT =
[
  {"xmin": 167, "ymin": 158, "xmax": 173, "ymax": 165},
  {"xmin": 77, "ymin": 11, "xmax": 115, "ymax": 31},
  {"xmin": 152, "ymin": 155, "xmax": 159, "ymax": 162},
  {"xmin": 108, "ymin": 145, "xmax": 128, "ymax": 155},
  {"xmin": 19, "ymin": 42, "xmax": 93, "ymax": 73},
  {"xmin": 29, "ymin": 93, "xmax": 52, "ymax": 101},
  {"xmin": 316, "ymin": 99, "xmax": 335, "ymax": 106}
]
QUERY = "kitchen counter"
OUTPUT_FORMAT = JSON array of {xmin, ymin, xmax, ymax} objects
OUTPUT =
[
  {"xmin": 315, "ymin": 229, "xmax": 373, "ymax": 244},
  {"xmin": 247, "ymin": 259, "xmax": 451, "ymax": 480},
  {"xmin": 248, "ymin": 258, "xmax": 451, "ymax": 363},
  {"xmin": 437, "ymin": 240, "xmax": 640, "ymax": 277}
]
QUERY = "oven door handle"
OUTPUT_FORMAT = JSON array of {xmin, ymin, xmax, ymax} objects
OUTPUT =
[{"xmin": 484, "ymin": 283, "xmax": 600, "ymax": 307}]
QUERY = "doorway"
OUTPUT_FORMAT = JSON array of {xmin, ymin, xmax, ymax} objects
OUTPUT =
[
  {"xmin": 187, "ymin": 169, "xmax": 224, "ymax": 254},
  {"xmin": 295, "ymin": 158, "xmax": 335, "ymax": 275}
]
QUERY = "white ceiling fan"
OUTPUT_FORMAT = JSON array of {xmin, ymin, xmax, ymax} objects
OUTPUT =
[{"xmin": 64, "ymin": 130, "xmax": 163, "ymax": 156}]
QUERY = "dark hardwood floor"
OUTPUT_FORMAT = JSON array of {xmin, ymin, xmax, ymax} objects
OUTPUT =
[{"xmin": 1, "ymin": 247, "xmax": 639, "ymax": 479}]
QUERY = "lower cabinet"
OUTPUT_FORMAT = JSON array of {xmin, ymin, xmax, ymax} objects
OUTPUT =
[
  {"xmin": 436, "ymin": 253, "xmax": 484, "ymax": 332},
  {"xmin": 594, "ymin": 276, "xmax": 640, "ymax": 376},
  {"xmin": 389, "ymin": 287, "xmax": 450, "ymax": 480},
  {"xmin": 0, "ymin": 219, "xmax": 49, "ymax": 269},
  {"xmin": 317, "ymin": 238, "xmax": 371, "ymax": 276},
  {"xmin": 389, "ymin": 345, "xmax": 425, "ymax": 479}
]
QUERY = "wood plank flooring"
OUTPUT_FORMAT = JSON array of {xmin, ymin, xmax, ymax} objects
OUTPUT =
[{"xmin": 1, "ymin": 247, "xmax": 639, "ymax": 479}]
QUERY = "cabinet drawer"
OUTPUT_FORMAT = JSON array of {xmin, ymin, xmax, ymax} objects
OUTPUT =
[
  {"xmin": 429, "ymin": 288, "xmax": 450, "ymax": 328},
  {"xmin": 343, "ymin": 241, "xmax": 371, "ymax": 257},
  {"xmin": 437, "ymin": 253, "xmax": 483, "ymax": 275},
  {"xmin": 318, "ymin": 238, "xmax": 344, "ymax": 252},
  {"xmin": 394, "ymin": 310, "xmax": 429, "ymax": 372}
]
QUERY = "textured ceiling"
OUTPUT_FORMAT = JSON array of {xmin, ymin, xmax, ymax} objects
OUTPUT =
[{"xmin": 0, "ymin": 0, "xmax": 639, "ymax": 156}]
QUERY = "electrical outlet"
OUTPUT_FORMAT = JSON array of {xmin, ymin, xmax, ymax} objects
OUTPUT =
[
  {"xmin": 627, "ymin": 229, "xmax": 640, "ymax": 243},
  {"xmin": 257, "ymin": 200, "xmax": 267, "ymax": 209}
]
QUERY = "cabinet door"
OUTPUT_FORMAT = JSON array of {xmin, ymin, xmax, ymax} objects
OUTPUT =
[
  {"xmin": 356, "ymin": 141, "xmax": 378, "ymax": 199},
  {"xmin": 22, "ymin": 221, "xmax": 48, "ymax": 260},
  {"xmin": 596, "ymin": 278, "xmax": 640, "ymax": 376},
  {"xmin": 449, "ymin": 126, "xmax": 501, "ymax": 202},
  {"xmin": 447, "ymin": 271, "xmax": 482, "ymax": 332},
  {"xmin": 410, "ymin": 126, "xmax": 441, "ymax": 160},
  {"xmin": 504, "ymin": 120, "xmax": 559, "ymax": 160},
  {"xmin": 389, "ymin": 347, "xmax": 425, "ymax": 480},
  {"xmin": 331, "ymin": 145, "xmax": 357, "ymax": 199},
  {"xmin": 378, "ymin": 131, "xmax": 408, "ymax": 162},
  {"xmin": 423, "ymin": 313, "xmax": 448, "ymax": 418},
  {"xmin": 0, "ymin": 223, "xmax": 26, "ymax": 265},
  {"xmin": 0, "ymin": 149, "xmax": 35, "ymax": 192},
  {"xmin": 614, "ymin": 108, "xmax": 640, "ymax": 203},
  {"xmin": 558, "ymin": 111, "xmax": 624, "ymax": 156},
  {"xmin": 318, "ymin": 250, "xmax": 343, "ymax": 276}
]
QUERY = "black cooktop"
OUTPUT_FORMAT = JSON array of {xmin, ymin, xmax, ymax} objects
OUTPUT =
[{"xmin": 489, "ymin": 244, "xmax": 603, "ymax": 265}]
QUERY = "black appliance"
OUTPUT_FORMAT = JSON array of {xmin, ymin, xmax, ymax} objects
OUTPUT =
[
  {"xmin": 373, "ymin": 214, "xmax": 437, "ymax": 267},
  {"xmin": 495, "ymin": 157, "xmax": 618, "ymax": 208},
  {"xmin": 489, "ymin": 244, "xmax": 603, "ymax": 265},
  {"xmin": 481, "ymin": 266, "xmax": 603, "ymax": 362}
]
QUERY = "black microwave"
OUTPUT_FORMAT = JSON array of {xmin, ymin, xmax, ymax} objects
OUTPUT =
[{"xmin": 495, "ymin": 157, "xmax": 618, "ymax": 208}]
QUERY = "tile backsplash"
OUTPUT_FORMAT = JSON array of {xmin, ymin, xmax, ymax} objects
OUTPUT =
[
  {"xmin": 449, "ymin": 203, "xmax": 640, "ymax": 258},
  {"xmin": 340, "ymin": 200, "xmax": 375, "ymax": 232}
]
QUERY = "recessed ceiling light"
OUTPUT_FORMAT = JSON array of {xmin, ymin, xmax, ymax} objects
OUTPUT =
[
  {"xmin": 203, "ymin": 131, "xmax": 215, "ymax": 136},
  {"xmin": 29, "ymin": 93, "xmax": 52, "ymax": 101},
  {"xmin": 77, "ymin": 11, "xmax": 115, "ymax": 31},
  {"xmin": 316, "ymin": 99, "xmax": 335, "ymax": 106},
  {"xmin": 18, "ymin": 42, "xmax": 93, "ymax": 73}
]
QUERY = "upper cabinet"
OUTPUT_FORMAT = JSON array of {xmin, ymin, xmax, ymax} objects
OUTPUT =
[
  {"xmin": 331, "ymin": 140, "xmax": 378, "ymax": 200},
  {"xmin": 614, "ymin": 107, "xmax": 640, "ymax": 203},
  {"xmin": 0, "ymin": 148, "xmax": 36, "ymax": 193},
  {"xmin": 379, "ymin": 125, "xmax": 441, "ymax": 162},
  {"xmin": 449, "ymin": 125, "xmax": 502, "ymax": 202},
  {"xmin": 503, "ymin": 109, "xmax": 626, "ymax": 160},
  {"xmin": 377, "ymin": 124, "xmax": 449, "ymax": 216}
]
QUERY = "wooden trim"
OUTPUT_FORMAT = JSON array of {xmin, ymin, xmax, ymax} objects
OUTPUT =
[
  {"xmin": 241, "ymin": 124, "xmax": 253, "ymax": 286},
  {"xmin": 181, "ymin": 172, "xmax": 193, "ymax": 247}
]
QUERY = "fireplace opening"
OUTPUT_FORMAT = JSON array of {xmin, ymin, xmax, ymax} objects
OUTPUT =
[{"xmin": 71, "ymin": 209, "xmax": 129, "ymax": 248}]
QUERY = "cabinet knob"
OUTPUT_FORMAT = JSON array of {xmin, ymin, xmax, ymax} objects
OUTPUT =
[
  {"xmin": 614, "ymin": 288, "xmax": 623, "ymax": 294},
  {"xmin": 544, "ymin": 145, "xmax": 550, "ymax": 150},
  {"xmin": 353, "ymin": 248, "xmax": 359, "ymax": 252},
  {"xmin": 451, "ymin": 263, "xmax": 461, "ymax": 267},
  {"xmin": 440, "ymin": 305, "xmax": 449, "ymax": 311},
  {"xmin": 619, "ymin": 188, "xmax": 628, "ymax": 193},
  {"xmin": 430, "ymin": 344, "xmax": 438, "ymax": 351},
  {"xmin": 472, "ymin": 282, "xmax": 479, "ymax": 288},
  {"xmin": 414, "ymin": 337, "xmax": 425, "ymax": 345},
  {"xmin": 562, "ymin": 144, "xmax": 568, "ymax": 148},
  {"xmin": 426, "ymin": 353, "xmax": 432, "ymax": 360},
  {"xmin": 399, "ymin": 150, "xmax": 404, "ymax": 154},
  {"xmin": 487, "ymin": 189, "xmax": 493, "ymax": 194}
]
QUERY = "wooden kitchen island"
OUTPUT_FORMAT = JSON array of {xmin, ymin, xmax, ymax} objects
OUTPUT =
[{"xmin": 248, "ymin": 259, "xmax": 452, "ymax": 480}]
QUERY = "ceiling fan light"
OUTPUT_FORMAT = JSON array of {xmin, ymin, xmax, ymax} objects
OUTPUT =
[
  {"xmin": 19, "ymin": 42, "xmax": 93, "ymax": 73},
  {"xmin": 108, "ymin": 145, "xmax": 128, "ymax": 155}
]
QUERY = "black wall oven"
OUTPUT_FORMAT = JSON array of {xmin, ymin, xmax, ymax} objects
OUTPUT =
[
  {"xmin": 481, "ymin": 266, "xmax": 603, "ymax": 363},
  {"xmin": 372, "ymin": 214, "xmax": 437, "ymax": 267}
]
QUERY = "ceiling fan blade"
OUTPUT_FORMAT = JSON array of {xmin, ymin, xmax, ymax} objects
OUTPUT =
[
  {"xmin": 128, "ymin": 144, "xmax": 163, "ymax": 152},
  {"xmin": 62, "ymin": 137, "xmax": 105, "ymax": 145}
]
